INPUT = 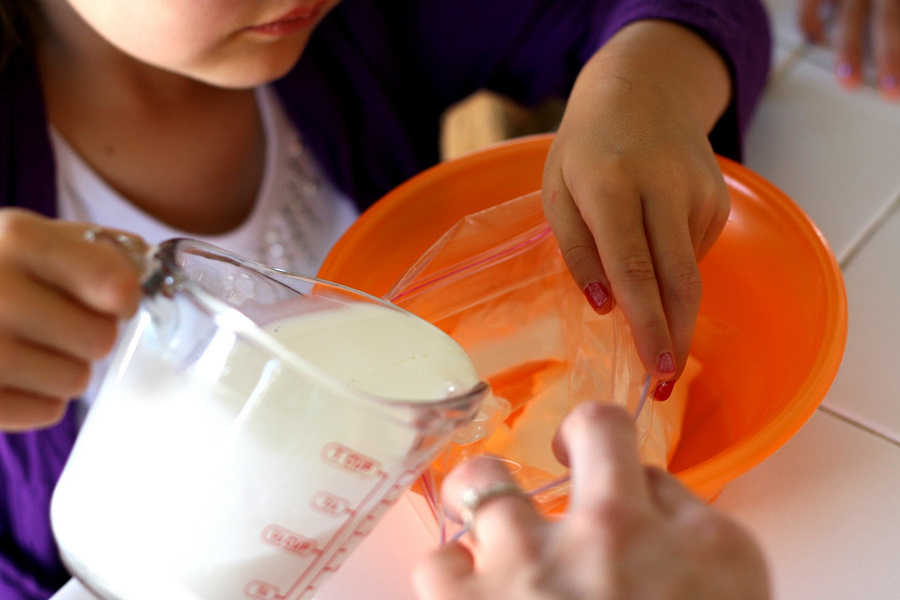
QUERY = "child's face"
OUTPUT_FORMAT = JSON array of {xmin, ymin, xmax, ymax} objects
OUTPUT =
[{"xmin": 58, "ymin": 0, "xmax": 342, "ymax": 87}]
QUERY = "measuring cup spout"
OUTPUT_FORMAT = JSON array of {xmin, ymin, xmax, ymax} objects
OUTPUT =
[{"xmin": 409, "ymin": 380, "xmax": 490, "ymax": 434}]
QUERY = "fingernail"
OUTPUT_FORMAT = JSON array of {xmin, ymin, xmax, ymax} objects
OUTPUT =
[
  {"xmin": 653, "ymin": 380, "xmax": 675, "ymax": 401},
  {"xmin": 880, "ymin": 74, "xmax": 898, "ymax": 91},
  {"xmin": 583, "ymin": 281, "xmax": 610, "ymax": 313},
  {"xmin": 836, "ymin": 61, "xmax": 854, "ymax": 80},
  {"xmin": 657, "ymin": 352, "xmax": 675, "ymax": 376}
]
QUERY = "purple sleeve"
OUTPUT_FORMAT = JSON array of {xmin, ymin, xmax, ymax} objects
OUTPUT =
[
  {"xmin": 276, "ymin": 0, "xmax": 770, "ymax": 209},
  {"xmin": 0, "ymin": 50, "xmax": 76, "ymax": 600},
  {"xmin": 1, "ymin": 406, "xmax": 80, "ymax": 600},
  {"xmin": 1, "ymin": 52, "xmax": 72, "ymax": 600},
  {"xmin": 596, "ymin": 0, "xmax": 772, "ymax": 159},
  {"xmin": 408, "ymin": 0, "xmax": 771, "ymax": 160}
]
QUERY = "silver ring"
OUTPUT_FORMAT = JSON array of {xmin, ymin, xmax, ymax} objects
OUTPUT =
[
  {"xmin": 459, "ymin": 481, "xmax": 524, "ymax": 532},
  {"xmin": 83, "ymin": 226, "xmax": 144, "ymax": 251},
  {"xmin": 83, "ymin": 225, "xmax": 102, "ymax": 242},
  {"xmin": 83, "ymin": 226, "xmax": 150, "ymax": 273}
]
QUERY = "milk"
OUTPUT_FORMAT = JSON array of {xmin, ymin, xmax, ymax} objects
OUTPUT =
[
  {"xmin": 51, "ymin": 300, "xmax": 482, "ymax": 600},
  {"xmin": 265, "ymin": 302, "xmax": 480, "ymax": 400}
]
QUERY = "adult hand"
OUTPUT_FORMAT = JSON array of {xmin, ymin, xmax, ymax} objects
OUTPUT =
[
  {"xmin": 414, "ymin": 402, "xmax": 771, "ymax": 600},
  {"xmin": 0, "ymin": 209, "xmax": 144, "ymax": 431},
  {"xmin": 799, "ymin": 0, "xmax": 900, "ymax": 100},
  {"xmin": 543, "ymin": 21, "xmax": 732, "ymax": 400}
]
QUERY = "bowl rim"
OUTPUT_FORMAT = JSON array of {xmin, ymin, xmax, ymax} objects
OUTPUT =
[
  {"xmin": 676, "ymin": 155, "xmax": 848, "ymax": 497},
  {"xmin": 320, "ymin": 134, "xmax": 849, "ymax": 499}
]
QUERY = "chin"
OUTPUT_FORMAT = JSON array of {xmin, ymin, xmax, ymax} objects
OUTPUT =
[
  {"xmin": 190, "ymin": 44, "xmax": 308, "ymax": 89},
  {"xmin": 202, "ymin": 65, "xmax": 296, "ymax": 89}
]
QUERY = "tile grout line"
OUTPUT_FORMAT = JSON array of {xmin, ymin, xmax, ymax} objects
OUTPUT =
[
  {"xmin": 768, "ymin": 44, "xmax": 805, "ymax": 85},
  {"xmin": 838, "ymin": 188, "xmax": 900, "ymax": 269},
  {"xmin": 817, "ymin": 405, "xmax": 900, "ymax": 450},
  {"xmin": 765, "ymin": 34, "xmax": 900, "ymax": 271}
]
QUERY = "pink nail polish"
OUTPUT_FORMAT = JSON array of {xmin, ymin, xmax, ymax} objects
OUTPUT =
[
  {"xmin": 657, "ymin": 352, "xmax": 675, "ymax": 376},
  {"xmin": 881, "ymin": 75, "xmax": 898, "ymax": 90},
  {"xmin": 583, "ymin": 281, "xmax": 610, "ymax": 313},
  {"xmin": 653, "ymin": 380, "xmax": 675, "ymax": 401},
  {"xmin": 836, "ymin": 61, "xmax": 853, "ymax": 80}
]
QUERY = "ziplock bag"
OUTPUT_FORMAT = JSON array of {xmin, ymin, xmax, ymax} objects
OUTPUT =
[{"xmin": 384, "ymin": 191, "xmax": 687, "ymax": 515}]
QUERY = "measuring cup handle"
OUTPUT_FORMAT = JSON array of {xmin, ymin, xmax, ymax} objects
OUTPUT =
[
  {"xmin": 83, "ymin": 227, "xmax": 182, "ymax": 297},
  {"xmin": 83, "ymin": 226, "xmax": 153, "ymax": 273}
]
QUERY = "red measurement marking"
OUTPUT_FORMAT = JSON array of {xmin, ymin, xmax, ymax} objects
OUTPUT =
[
  {"xmin": 321, "ymin": 442, "xmax": 381, "ymax": 477},
  {"xmin": 277, "ymin": 470, "xmax": 391, "ymax": 600},
  {"xmin": 262, "ymin": 524, "xmax": 318, "ymax": 556},
  {"xmin": 245, "ymin": 580, "xmax": 279, "ymax": 599},
  {"xmin": 311, "ymin": 491, "xmax": 352, "ymax": 515}
]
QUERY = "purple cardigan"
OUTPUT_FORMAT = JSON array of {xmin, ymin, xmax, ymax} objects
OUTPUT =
[{"xmin": 0, "ymin": 1, "xmax": 771, "ymax": 597}]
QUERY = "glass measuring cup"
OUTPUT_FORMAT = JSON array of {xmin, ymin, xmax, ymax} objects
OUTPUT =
[{"xmin": 50, "ymin": 239, "xmax": 490, "ymax": 600}]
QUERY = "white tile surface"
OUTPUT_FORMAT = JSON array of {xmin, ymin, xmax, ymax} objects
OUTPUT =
[
  {"xmin": 716, "ymin": 409, "xmax": 900, "ymax": 600},
  {"xmin": 743, "ymin": 56, "xmax": 900, "ymax": 263},
  {"xmin": 762, "ymin": 0, "xmax": 805, "ymax": 55},
  {"xmin": 747, "ymin": 3, "xmax": 900, "ymax": 442},
  {"xmin": 729, "ymin": 6, "xmax": 900, "ymax": 600},
  {"xmin": 820, "ymin": 201, "xmax": 900, "ymax": 439}
]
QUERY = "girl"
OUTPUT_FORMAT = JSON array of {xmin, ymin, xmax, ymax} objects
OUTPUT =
[{"xmin": 0, "ymin": 1, "xmax": 770, "ymax": 598}]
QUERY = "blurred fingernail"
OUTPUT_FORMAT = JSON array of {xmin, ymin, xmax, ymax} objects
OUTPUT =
[
  {"xmin": 583, "ymin": 281, "xmax": 610, "ymax": 312},
  {"xmin": 836, "ymin": 61, "xmax": 854, "ymax": 80},
  {"xmin": 653, "ymin": 380, "xmax": 675, "ymax": 401},
  {"xmin": 657, "ymin": 352, "xmax": 675, "ymax": 376},
  {"xmin": 880, "ymin": 75, "xmax": 898, "ymax": 91}
]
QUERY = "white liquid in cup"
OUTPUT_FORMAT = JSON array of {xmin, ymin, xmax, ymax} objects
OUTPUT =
[{"xmin": 52, "ymin": 301, "xmax": 481, "ymax": 600}]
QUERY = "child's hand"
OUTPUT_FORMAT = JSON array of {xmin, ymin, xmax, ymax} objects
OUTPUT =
[
  {"xmin": 0, "ymin": 209, "xmax": 144, "ymax": 431},
  {"xmin": 542, "ymin": 21, "xmax": 732, "ymax": 398},
  {"xmin": 799, "ymin": 0, "xmax": 900, "ymax": 100}
]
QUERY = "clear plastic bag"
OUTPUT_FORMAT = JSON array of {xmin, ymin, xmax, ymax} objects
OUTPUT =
[{"xmin": 384, "ymin": 191, "xmax": 686, "ymax": 515}]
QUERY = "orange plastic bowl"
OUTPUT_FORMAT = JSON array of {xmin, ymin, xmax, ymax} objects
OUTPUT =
[{"xmin": 318, "ymin": 134, "xmax": 848, "ymax": 500}]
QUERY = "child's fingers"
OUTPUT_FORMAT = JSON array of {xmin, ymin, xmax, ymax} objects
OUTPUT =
[
  {"xmin": 834, "ymin": 0, "xmax": 870, "ymax": 88},
  {"xmin": 0, "ymin": 211, "xmax": 143, "ymax": 417},
  {"xmin": 543, "ymin": 172, "xmax": 676, "ymax": 383},
  {"xmin": 872, "ymin": 0, "xmax": 900, "ymax": 99},
  {"xmin": 0, "ymin": 389, "xmax": 70, "ymax": 431},
  {"xmin": 542, "ymin": 184, "xmax": 615, "ymax": 315},
  {"xmin": 589, "ymin": 200, "xmax": 677, "ymax": 383},
  {"xmin": 641, "ymin": 168, "xmax": 728, "ymax": 389},
  {"xmin": 0, "ymin": 337, "xmax": 92, "ymax": 400},
  {"xmin": 0, "ymin": 210, "xmax": 144, "ymax": 319},
  {"xmin": 643, "ymin": 203, "xmax": 700, "ymax": 384},
  {"xmin": 0, "ymin": 270, "xmax": 121, "ymax": 361},
  {"xmin": 797, "ymin": 0, "xmax": 833, "ymax": 43}
]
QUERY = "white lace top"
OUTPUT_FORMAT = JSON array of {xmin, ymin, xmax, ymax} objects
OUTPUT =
[{"xmin": 52, "ymin": 85, "xmax": 358, "ymax": 276}]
